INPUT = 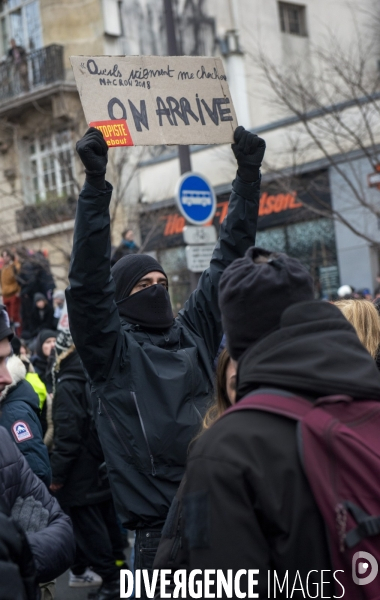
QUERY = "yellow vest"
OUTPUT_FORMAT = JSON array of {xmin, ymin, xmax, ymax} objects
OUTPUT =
[{"xmin": 25, "ymin": 373, "xmax": 47, "ymax": 411}]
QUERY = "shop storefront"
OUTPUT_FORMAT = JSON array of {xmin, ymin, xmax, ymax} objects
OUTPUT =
[{"xmin": 139, "ymin": 169, "xmax": 340, "ymax": 310}]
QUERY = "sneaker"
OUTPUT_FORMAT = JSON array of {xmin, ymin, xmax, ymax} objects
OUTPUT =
[{"xmin": 69, "ymin": 568, "xmax": 103, "ymax": 587}]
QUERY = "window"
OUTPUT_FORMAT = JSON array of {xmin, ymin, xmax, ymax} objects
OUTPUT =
[
  {"xmin": 102, "ymin": 0, "xmax": 122, "ymax": 37},
  {"xmin": 278, "ymin": 2, "xmax": 307, "ymax": 36},
  {"xmin": 0, "ymin": 0, "xmax": 42, "ymax": 56},
  {"xmin": 29, "ymin": 130, "xmax": 75, "ymax": 203},
  {"xmin": 256, "ymin": 218, "xmax": 338, "ymax": 298}
]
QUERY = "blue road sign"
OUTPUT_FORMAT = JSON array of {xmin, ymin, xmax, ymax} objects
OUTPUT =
[{"xmin": 175, "ymin": 172, "xmax": 216, "ymax": 226}]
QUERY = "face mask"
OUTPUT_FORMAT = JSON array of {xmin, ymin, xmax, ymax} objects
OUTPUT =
[{"xmin": 116, "ymin": 284, "xmax": 173, "ymax": 330}]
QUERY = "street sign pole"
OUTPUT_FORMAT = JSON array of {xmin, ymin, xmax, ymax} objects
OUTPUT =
[
  {"xmin": 163, "ymin": 0, "xmax": 192, "ymax": 175},
  {"xmin": 175, "ymin": 172, "xmax": 217, "ymax": 289}
]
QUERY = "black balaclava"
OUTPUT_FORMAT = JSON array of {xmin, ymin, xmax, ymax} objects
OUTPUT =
[{"xmin": 111, "ymin": 254, "xmax": 173, "ymax": 330}]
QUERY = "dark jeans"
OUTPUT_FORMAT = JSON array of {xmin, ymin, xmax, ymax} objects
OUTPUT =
[
  {"xmin": 68, "ymin": 499, "xmax": 125, "ymax": 583},
  {"xmin": 134, "ymin": 529, "xmax": 162, "ymax": 599}
]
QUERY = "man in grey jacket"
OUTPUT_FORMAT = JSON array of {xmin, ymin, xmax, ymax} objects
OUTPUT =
[{"xmin": 67, "ymin": 125, "xmax": 265, "ymax": 596}]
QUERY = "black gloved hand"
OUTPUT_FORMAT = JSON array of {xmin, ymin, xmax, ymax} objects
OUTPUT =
[
  {"xmin": 11, "ymin": 496, "xmax": 49, "ymax": 533},
  {"xmin": 232, "ymin": 126, "xmax": 266, "ymax": 183},
  {"xmin": 76, "ymin": 127, "xmax": 108, "ymax": 190}
]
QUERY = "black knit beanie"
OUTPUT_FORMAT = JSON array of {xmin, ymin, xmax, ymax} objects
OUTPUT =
[
  {"xmin": 36, "ymin": 329, "xmax": 57, "ymax": 359},
  {"xmin": 219, "ymin": 247, "xmax": 314, "ymax": 360},
  {"xmin": 34, "ymin": 292, "xmax": 47, "ymax": 303},
  {"xmin": 111, "ymin": 254, "xmax": 168, "ymax": 303}
]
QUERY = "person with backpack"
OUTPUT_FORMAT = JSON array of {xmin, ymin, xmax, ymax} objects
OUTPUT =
[
  {"xmin": 49, "ymin": 330, "xmax": 128, "ymax": 600},
  {"xmin": 179, "ymin": 247, "xmax": 380, "ymax": 598}
]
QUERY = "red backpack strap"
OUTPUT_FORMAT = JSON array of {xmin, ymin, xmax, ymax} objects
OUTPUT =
[{"xmin": 223, "ymin": 390, "xmax": 313, "ymax": 421}]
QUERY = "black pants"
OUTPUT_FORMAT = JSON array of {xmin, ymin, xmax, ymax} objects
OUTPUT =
[
  {"xmin": 68, "ymin": 499, "xmax": 125, "ymax": 583},
  {"xmin": 134, "ymin": 529, "xmax": 162, "ymax": 599}
]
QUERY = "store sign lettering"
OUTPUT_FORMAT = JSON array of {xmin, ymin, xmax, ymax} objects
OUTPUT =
[
  {"xmin": 164, "ymin": 214, "xmax": 186, "ymax": 236},
  {"xmin": 259, "ymin": 191, "xmax": 302, "ymax": 216},
  {"xmin": 163, "ymin": 202, "xmax": 229, "ymax": 236},
  {"xmin": 161, "ymin": 193, "xmax": 303, "ymax": 238}
]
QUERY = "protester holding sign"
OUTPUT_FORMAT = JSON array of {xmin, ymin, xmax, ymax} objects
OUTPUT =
[{"xmin": 66, "ymin": 124, "xmax": 264, "ymax": 598}]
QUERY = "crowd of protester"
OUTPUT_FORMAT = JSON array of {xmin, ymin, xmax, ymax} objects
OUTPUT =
[
  {"xmin": 0, "ymin": 247, "xmax": 65, "ymax": 344},
  {"xmin": 0, "ymin": 126, "xmax": 380, "ymax": 600}
]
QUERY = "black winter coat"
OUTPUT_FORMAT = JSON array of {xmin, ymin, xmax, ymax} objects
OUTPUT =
[
  {"xmin": 0, "ymin": 425, "xmax": 75, "ymax": 583},
  {"xmin": 111, "ymin": 241, "xmax": 140, "ymax": 265},
  {"xmin": 0, "ymin": 356, "xmax": 51, "ymax": 486},
  {"xmin": 66, "ymin": 175, "xmax": 260, "ymax": 530},
  {"xmin": 34, "ymin": 255, "xmax": 55, "ymax": 298},
  {"xmin": 180, "ymin": 301, "xmax": 380, "ymax": 597},
  {"xmin": 50, "ymin": 350, "xmax": 111, "ymax": 507},
  {"xmin": 31, "ymin": 339, "xmax": 55, "ymax": 394},
  {"xmin": 28, "ymin": 304, "xmax": 55, "ymax": 339},
  {"xmin": 17, "ymin": 260, "xmax": 40, "ymax": 298}
]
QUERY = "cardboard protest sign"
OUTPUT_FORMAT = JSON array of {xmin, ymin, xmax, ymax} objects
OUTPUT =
[{"xmin": 70, "ymin": 55, "xmax": 238, "ymax": 147}]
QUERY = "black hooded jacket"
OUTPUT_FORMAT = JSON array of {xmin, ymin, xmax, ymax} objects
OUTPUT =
[
  {"xmin": 180, "ymin": 301, "xmax": 380, "ymax": 598},
  {"xmin": 28, "ymin": 294, "xmax": 55, "ymax": 339},
  {"xmin": 66, "ymin": 175, "xmax": 260, "ymax": 530},
  {"xmin": 50, "ymin": 350, "xmax": 111, "ymax": 507},
  {"xmin": 31, "ymin": 330, "xmax": 56, "ymax": 393}
]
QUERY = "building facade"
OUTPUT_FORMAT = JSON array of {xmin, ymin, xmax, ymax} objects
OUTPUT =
[
  {"xmin": 135, "ymin": 0, "xmax": 380, "ymax": 299},
  {"xmin": 0, "ymin": 0, "xmax": 379, "ymax": 298},
  {"xmin": 0, "ymin": 0, "xmax": 131, "ymax": 286}
]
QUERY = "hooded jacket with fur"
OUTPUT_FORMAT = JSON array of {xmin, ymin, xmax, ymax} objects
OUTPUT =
[{"xmin": 0, "ymin": 355, "xmax": 51, "ymax": 486}]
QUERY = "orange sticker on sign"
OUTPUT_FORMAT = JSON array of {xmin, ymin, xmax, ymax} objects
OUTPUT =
[{"xmin": 89, "ymin": 119, "xmax": 134, "ymax": 147}]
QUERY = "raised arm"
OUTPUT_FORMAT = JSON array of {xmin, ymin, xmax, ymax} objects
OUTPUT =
[
  {"xmin": 66, "ymin": 129, "xmax": 122, "ymax": 383},
  {"xmin": 178, "ymin": 127, "xmax": 265, "ymax": 360}
]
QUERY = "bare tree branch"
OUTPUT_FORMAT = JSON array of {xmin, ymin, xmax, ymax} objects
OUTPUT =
[{"xmin": 252, "ymin": 36, "xmax": 380, "ymax": 246}]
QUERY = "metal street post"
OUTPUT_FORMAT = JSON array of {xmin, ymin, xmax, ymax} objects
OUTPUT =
[{"xmin": 163, "ymin": 0, "xmax": 192, "ymax": 174}]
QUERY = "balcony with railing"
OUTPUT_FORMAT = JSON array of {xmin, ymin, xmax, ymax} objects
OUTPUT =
[
  {"xmin": 0, "ymin": 44, "xmax": 65, "ymax": 104},
  {"xmin": 15, "ymin": 195, "xmax": 77, "ymax": 233}
]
